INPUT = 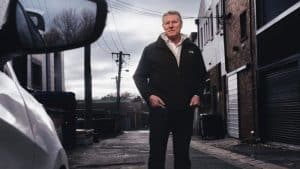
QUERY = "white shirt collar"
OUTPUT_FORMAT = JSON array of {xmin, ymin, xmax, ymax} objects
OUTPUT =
[
  {"xmin": 160, "ymin": 33, "xmax": 187, "ymax": 46},
  {"xmin": 160, "ymin": 33, "xmax": 188, "ymax": 66}
]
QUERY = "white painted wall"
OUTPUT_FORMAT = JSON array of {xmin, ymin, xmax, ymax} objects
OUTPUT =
[{"xmin": 197, "ymin": 0, "xmax": 226, "ymax": 75}]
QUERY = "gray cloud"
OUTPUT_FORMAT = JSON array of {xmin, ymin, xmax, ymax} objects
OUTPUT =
[{"xmin": 64, "ymin": 0, "xmax": 201, "ymax": 98}]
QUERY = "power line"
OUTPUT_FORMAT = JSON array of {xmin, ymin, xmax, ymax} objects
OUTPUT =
[
  {"xmin": 29, "ymin": 0, "xmax": 35, "ymax": 9},
  {"xmin": 112, "ymin": 0, "xmax": 162, "ymax": 16},
  {"xmin": 109, "ymin": 1, "xmax": 162, "ymax": 18},
  {"xmin": 103, "ymin": 0, "xmax": 201, "ymax": 57},
  {"xmin": 110, "ymin": 5, "xmax": 161, "ymax": 17},
  {"xmin": 101, "ymin": 36, "xmax": 114, "ymax": 53},
  {"xmin": 43, "ymin": 0, "xmax": 52, "ymax": 27},
  {"xmin": 108, "ymin": 0, "xmax": 197, "ymax": 19},
  {"xmin": 102, "ymin": 12, "xmax": 122, "ymax": 51},
  {"xmin": 109, "ymin": 6, "xmax": 159, "ymax": 18},
  {"xmin": 94, "ymin": 41, "xmax": 111, "ymax": 55},
  {"xmin": 116, "ymin": 0, "xmax": 162, "ymax": 15},
  {"xmin": 102, "ymin": 20, "xmax": 124, "ymax": 53},
  {"xmin": 36, "ymin": 0, "xmax": 42, "ymax": 11},
  {"xmin": 106, "ymin": 31, "xmax": 121, "ymax": 51},
  {"xmin": 114, "ymin": 26, "xmax": 128, "ymax": 53},
  {"xmin": 107, "ymin": 0, "xmax": 128, "ymax": 53}
]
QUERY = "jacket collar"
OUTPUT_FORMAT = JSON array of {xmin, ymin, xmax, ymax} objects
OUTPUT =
[
  {"xmin": 156, "ymin": 34, "xmax": 193, "ymax": 49},
  {"xmin": 160, "ymin": 33, "xmax": 187, "ymax": 45}
]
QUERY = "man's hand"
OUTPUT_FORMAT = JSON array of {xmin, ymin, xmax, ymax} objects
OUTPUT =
[
  {"xmin": 189, "ymin": 95, "xmax": 200, "ymax": 106},
  {"xmin": 149, "ymin": 95, "xmax": 166, "ymax": 108}
]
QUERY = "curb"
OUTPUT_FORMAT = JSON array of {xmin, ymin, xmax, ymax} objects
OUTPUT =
[{"xmin": 190, "ymin": 140, "xmax": 288, "ymax": 169}]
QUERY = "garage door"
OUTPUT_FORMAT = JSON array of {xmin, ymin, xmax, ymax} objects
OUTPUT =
[
  {"xmin": 227, "ymin": 73, "xmax": 240, "ymax": 138},
  {"xmin": 261, "ymin": 60, "xmax": 300, "ymax": 145}
]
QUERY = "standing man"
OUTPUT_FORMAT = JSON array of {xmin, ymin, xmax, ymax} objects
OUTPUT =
[{"xmin": 133, "ymin": 10, "xmax": 207, "ymax": 169}]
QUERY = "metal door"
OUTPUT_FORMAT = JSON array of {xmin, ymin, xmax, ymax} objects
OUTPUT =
[
  {"xmin": 260, "ymin": 59, "xmax": 300, "ymax": 145},
  {"xmin": 227, "ymin": 73, "xmax": 240, "ymax": 138}
]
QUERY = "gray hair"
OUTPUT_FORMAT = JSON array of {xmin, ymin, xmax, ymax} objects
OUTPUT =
[{"xmin": 162, "ymin": 10, "xmax": 182, "ymax": 23}]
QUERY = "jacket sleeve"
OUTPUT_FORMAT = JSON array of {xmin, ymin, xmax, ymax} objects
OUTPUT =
[
  {"xmin": 133, "ymin": 46, "xmax": 152, "ymax": 102},
  {"xmin": 195, "ymin": 48, "xmax": 208, "ymax": 99}
]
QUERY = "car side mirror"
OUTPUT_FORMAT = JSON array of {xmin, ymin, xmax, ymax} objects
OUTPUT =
[
  {"xmin": 26, "ymin": 10, "xmax": 45, "ymax": 31},
  {"xmin": 0, "ymin": 0, "xmax": 107, "ymax": 54}
]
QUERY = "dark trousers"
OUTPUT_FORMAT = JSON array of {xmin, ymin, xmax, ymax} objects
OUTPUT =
[{"xmin": 148, "ymin": 106, "xmax": 194, "ymax": 169}]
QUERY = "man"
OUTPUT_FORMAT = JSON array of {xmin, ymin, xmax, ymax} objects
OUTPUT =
[{"xmin": 133, "ymin": 10, "xmax": 207, "ymax": 169}]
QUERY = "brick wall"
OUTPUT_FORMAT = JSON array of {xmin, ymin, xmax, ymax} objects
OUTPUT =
[{"xmin": 225, "ymin": 0, "xmax": 256, "ymax": 140}]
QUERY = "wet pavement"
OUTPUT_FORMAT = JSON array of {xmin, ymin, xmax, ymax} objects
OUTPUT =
[
  {"xmin": 191, "ymin": 137, "xmax": 300, "ymax": 169},
  {"xmin": 67, "ymin": 130, "xmax": 242, "ymax": 169},
  {"xmin": 202, "ymin": 138, "xmax": 300, "ymax": 169},
  {"xmin": 226, "ymin": 143, "xmax": 300, "ymax": 168}
]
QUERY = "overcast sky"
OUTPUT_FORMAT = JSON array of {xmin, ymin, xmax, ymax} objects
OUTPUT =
[{"xmin": 64, "ymin": 0, "xmax": 201, "ymax": 100}]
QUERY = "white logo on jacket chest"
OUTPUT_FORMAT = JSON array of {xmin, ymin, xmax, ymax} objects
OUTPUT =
[{"xmin": 188, "ymin": 50, "xmax": 194, "ymax": 54}]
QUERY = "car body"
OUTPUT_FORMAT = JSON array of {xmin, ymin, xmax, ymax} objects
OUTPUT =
[{"xmin": 0, "ymin": 62, "xmax": 68, "ymax": 169}]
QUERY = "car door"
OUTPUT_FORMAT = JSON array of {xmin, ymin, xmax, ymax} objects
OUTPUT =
[
  {"xmin": 3, "ymin": 62, "xmax": 68, "ymax": 169},
  {"xmin": 0, "ymin": 63, "xmax": 35, "ymax": 169}
]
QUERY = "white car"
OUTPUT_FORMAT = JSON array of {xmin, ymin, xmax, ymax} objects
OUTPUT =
[
  {"xmin": 0, "ymin": 62, "xmax": 69, "ymax": 169},
  {"xmin": 0, "ymin": 0, "xmax": 107, "ymax": 169}
]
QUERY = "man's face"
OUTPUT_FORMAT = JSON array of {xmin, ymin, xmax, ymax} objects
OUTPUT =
[{"xmin": 162, "ymin": 14, "xmax": 182, "ymax": 39}]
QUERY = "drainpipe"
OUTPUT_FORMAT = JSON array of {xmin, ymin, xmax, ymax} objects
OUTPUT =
[
  {"xmin": 222, "ymin": 0, "xmax": 229, "ymax": 73},
  {"xmin": 195, "ymin": 18, "xmax": 200, "ymax": 47},
  {"xmin": 249, "ymin": 0, "xmax": 259, "ymax": 143},
  {"xmin": 222, "ymin": 0, "xmax": 229, "ymax": 137}
]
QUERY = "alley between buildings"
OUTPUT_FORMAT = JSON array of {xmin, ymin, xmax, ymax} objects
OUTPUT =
[{"xmin": 68, "ymin": 130, "xmax": 246, "ymax": 169}]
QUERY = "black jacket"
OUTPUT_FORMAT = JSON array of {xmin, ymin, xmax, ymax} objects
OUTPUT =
[{"xmin": 133, "ymin": 36, "xmax": 207, "ymax": 109}]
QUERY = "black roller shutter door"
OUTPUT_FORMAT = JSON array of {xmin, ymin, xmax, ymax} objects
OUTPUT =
[{"xmin": 261, "ymin": 60, "xmax": 300, "ymax": 145}]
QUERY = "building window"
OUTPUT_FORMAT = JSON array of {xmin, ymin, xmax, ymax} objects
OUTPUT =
[
  {"xmin": 240, "ymin": 10, "xmax": 247, "ymax": 42},
  {"xmin": 216, "ymin": 3, "xmax": 220, "ymax": 33},
  {"xmin": 200, "ymin": 27, "xmax": 204, "ymax": 49},
  {"xmin": 204, "ymin": 21, "xmax": 207, "ymax": 44},
  {"xmin": 205, "ymin": 20, "xmax": 208, "ymax": 43},
  {"xmin": 220, "ymin": 0, "xmax": 224, "ymax": 16},
  {"xmin": 210, "ymin": 13, "xmax": 214, "ymax": 40}
]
